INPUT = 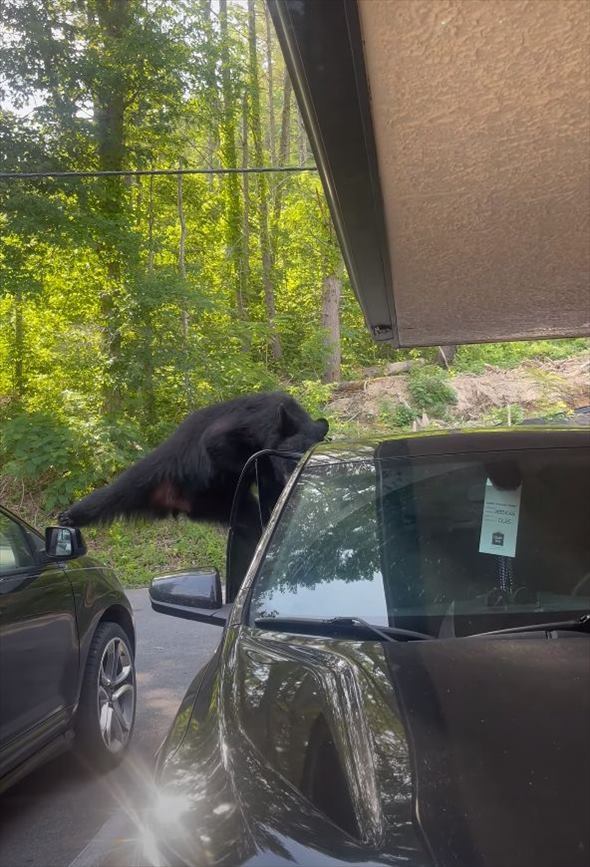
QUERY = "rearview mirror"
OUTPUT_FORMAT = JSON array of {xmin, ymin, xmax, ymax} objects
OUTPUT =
[
  {"xmin": 45, "ymin": 526, "xmax": 87, "ymax": 560},
  {"xmin": 149, "ymin": 569, "xmax": 230, "ymax": 626}
]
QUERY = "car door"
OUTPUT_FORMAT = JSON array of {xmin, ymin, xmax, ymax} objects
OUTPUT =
[
  {"xmin": 0, "ymin": 510, "xmax": 78, "ymax": 774},
  {"xmin": 226, "ymin": 451, "xmax": 301, "ymax": 602}
]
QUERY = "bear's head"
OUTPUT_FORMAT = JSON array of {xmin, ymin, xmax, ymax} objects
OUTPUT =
[{"xmin": 268, "ymin": 401, "xmax": 329, "ymax": 488}]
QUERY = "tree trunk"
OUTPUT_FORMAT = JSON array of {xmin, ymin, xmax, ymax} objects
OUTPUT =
[
  {"xmin": 177, "ymin": 167, "xmax": 193, "ymax": 408},
  {"xmin": 147, "ymin": 171, "xmax": 155, "ymax": 272},
  {"xmin": 248, "ymin": 0, "xmax": 282, "ymax": 361},
  {"xmin": 297, "ymin": 108, "xmax": 308, "ymax": 165},
  {"xmin": 321, "ymin": 274, "xmax": 342, "ymax": 383},
  {"xmin": 177, "ymin": 165, "xmax": 188, "ymax": 320},
  {"xmin": 94, "ymin": 0, "xmax": 130, "ymax": 410},
  {"xmin": 278, "ymin": 69, "xmax": 292, "ymax": 167},
  {"xmin": 240, "ymin": 90, "xmax": 250, "ymax": 329},
  {"xmin": 437, "ymin": 345, "xmax": 458, "ymax": 368},
  {"xmin": 270, "ymin": 69, "xmax": 292, "ymax": 261},
  {"xmin": 219, "ymin": 0, "xmax": 246, "ymax": 322},
  {"xmin": 264, "ymin": 3, "xmax": 276, "ymax": 165},
  {"xmin": 201, "ymin": 0, "xmax": 220, "ymax": 188},
  {"xmin": 143, "ymin": 172, "xmax": 156, "ymax": 427},
  {"xmin": 13, "ymin": 292, "xmax": 25, "ymax": 401}
]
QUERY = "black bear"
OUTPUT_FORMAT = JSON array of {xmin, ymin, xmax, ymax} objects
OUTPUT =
[{"xmin": 58, "ymin": 392, "xmax": 328, "ymax": 527}]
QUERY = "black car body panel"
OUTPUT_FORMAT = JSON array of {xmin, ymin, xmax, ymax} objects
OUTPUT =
[
  {"xmin": 305, "ymin": 426, "xmax": 590, "ymax": 463},
  {"xmin": 388, "ymin": 636, "xmax": 590, "ymax": 867},
  {"xmin": 64, "ymin": 554, "xmax": 136, "ymax": 699},
  {"xmin": 150, "ymin": 628, "xmax": 429, "ymax": 867},
  {"xmin": 145, "ymin": 627, "xmax": 589, "ymax": 867},
  {"xmin": 0, "ymin": 505, "xmax": 134, "ymax": 791},
  {"xmin": 117, "ymin": 427, "xmax": 590, "ymax": 867}
]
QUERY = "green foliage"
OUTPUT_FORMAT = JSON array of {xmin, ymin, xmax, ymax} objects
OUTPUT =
[
  {"xmin": 85, "ymin": 520, "xmax": 227, "ymax": 588},
  {"xmin": 454, "ymin": 339, "xmax": 589, "ymax": 374},
  {"xmin": 0, "ymin": 471, "xmax": 227, "ymax": 588},
  {"xmin": 1, "ymin": 413, "xmax": 76, "ymax": 485},
  {"xmin": 408, "ymin": 365, "xmax": 457, "ymax": 417},
  {"xmin": 0, "ymin": 408, "xmax": 145, "ymax": 512},
  {"xmin": 287, "ymin": 380, "xmax": 334, "ymax": 418},
  {"xmin": 526, "ymin": 399, "xmax": 571, "ymax": 421},
  {"xmin": 378, "ymin": 401, "xmax": 419, "ymax": 429},
  {"xmin": 482, "ymin": 404, "xmax": 526, "ymax": 427}
]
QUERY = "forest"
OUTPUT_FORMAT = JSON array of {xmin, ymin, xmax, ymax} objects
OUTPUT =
[{"xmin": 1, "ymin": 0, "xmax": 587, "ymax": 582}]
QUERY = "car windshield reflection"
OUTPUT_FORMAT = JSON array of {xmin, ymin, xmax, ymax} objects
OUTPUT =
[{"xmin": 248, "ymin": 449, "xmax": 590, "ymax": 638}]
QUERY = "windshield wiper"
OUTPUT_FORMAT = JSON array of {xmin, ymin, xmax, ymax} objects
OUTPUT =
[
  {"xmin": 471, "ymin": 613, "xmax": 590, "ymax": 638},
  {"xmin": 254, "ymin": 615, "xmax": 432, "ymax": 642}
]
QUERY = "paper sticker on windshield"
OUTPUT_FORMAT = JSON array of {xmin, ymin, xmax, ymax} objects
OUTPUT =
[{"xmin": 479, "ymin": 479, "xmax": 522, "ymax": 558}]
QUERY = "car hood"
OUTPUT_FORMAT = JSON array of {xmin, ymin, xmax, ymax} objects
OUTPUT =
[{"xmin": 138, "ymin": 628, "xmax": 589, "ymax": 867}]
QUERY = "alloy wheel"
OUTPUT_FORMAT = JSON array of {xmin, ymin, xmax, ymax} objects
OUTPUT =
[{"xmin": 97, "ymin": 636, "xmax": 136, "ymax": 754}]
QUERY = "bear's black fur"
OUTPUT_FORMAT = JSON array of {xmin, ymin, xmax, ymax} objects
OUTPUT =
[{"xmin": 58, "ymin": 392, "xmax": 328, "ymax": 527}]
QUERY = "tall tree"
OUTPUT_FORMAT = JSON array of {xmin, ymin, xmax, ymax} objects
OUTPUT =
[
  {"xmin": 177, "ymin": 165, "xmax": 194, "ymax": 407},
  {"xmin": 248, "ymin": 0, "xmax": 282, "ymax": 361},
  {"xmin": 264, "ymin": 3, "xmax": 277, "ymax": 165},
  {"xmin": 219, "ymin": 0, "xmax": 246, "ymax": 322},
  {"xmin": 270, "ymin": 69, "xmax": 292, "ymax": 261},
  {"xmin": 92, "ymin": 0, "xmax": 132, "ymax": 409},
  {"xmin": 321, "ymin": 273, "xmax": 342, "ymax": 383},
  {"xmin": 241, "ymin": 90, "xmax": 251, "ymax": 328}
]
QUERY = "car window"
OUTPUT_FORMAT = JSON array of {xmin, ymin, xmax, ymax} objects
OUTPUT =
[
  {"xmin": 248, "ymin": 449, "xmax": 590, "ymax": 637},
  {"xmin": 0, "ymin": 513, "xmax": 36, "ymax": 574},
  {"xmin": 226, "ymin": 452, "xmax": 302, "ymax": 601}
]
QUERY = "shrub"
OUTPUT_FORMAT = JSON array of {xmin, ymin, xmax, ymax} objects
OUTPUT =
[
  {"xmin": 287, "ymin": 380, "xmax": 334, "ymax": 418},
  {"xmin": 0, "ymin": 407, "xmax": 145, "ymax": 512},
  {"xmin": 453, "ymin": 338, "xmax": 589, "ymax": 374},
  {"xmin": 378, "ymin": 400, "xmax": 418, "ymax": 428},
  {"xmin": 483, "ymin": 404, "xmax": 526, "ymax": 427},
  {"xmin": 408, "ymin": 365, "xmax": 457, "ymax": 417}
]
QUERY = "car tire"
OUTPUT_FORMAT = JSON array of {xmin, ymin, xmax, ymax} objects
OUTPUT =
[{"xmin": 75, "ymin": 622, "xmax": 136, "ymax": 769}]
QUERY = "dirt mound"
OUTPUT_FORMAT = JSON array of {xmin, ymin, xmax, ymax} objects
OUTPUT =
[
  {"xmin": 453, "ymin": 354, "xmax": 590, "ymax": 420},
  {"xmin": 328, "ymin": 353, "xmax": 590, "ymax": 426},
  {"xmin": 329, "ymin": 375, "xmax": 410, "ymax": 422}
]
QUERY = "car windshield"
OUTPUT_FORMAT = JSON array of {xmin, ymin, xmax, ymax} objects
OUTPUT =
[{"xmin": 248, "ymin": 447, "xmax": 590, "ymax": 638}]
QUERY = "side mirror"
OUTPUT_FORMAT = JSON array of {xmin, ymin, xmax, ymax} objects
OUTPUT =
[
  {"xmin": 45, "ymin": 526, "xmax": 87, "ymax": 560},
  {"xmin": 149, "ymin": 569, "xmax": 230, "ymax": 626}
]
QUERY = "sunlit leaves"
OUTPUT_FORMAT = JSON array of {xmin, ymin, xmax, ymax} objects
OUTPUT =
[{"xmin": 0, "ymin": 0, "xmax": 396, "ymax": 507}]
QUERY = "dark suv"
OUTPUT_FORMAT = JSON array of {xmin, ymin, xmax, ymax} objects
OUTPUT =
[{"xmin": 0, "ymin": 506, "xmax": 136, "ymax": 793}]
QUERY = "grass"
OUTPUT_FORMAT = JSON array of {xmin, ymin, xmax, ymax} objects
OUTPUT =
[
  {"xmin": 0, "ymin": 476, "xmax": 227, "ymax": 589},
  {"xmin": 453, "ymin": 338, "xmax": 590, "ymax": 374},
  {"xmin": 84, "ymin": 520, "xmax": 227, "ymax": 587},
  {"xmin": 408, "ymin": 365, "xmax": 457, "ymax": 418},
  {"xmin": 378, "ymin": 400, "xmax": 418, "ymax": 429}
]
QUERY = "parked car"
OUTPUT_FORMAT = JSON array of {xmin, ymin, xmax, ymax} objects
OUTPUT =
[
  {"xmin": 0, "ymin": 506, "xmax": 136, "ymax": 793},
  {"xmin": 104, "ymin": 426, "xmax": 588, "ymax": 867}
]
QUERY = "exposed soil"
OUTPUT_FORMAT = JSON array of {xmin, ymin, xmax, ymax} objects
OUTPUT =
[{"xmin": 327, "ymin": 353, "xmax": 590, "ymax": 427}]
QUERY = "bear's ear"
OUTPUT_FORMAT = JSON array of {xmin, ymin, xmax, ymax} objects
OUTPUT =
[
  {"xmin": 149, "ymin": 480, "xmax": 192, "ymax": 515},
  {"xmin": 276, "ymin": 402, "xmax": 300, "ymax": 437},
  {"xmin": 315, "ymin": 418, "xmax": 329, "ymax": 438}
]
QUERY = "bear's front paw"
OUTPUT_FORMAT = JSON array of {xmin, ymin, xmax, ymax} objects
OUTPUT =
[{"xmin": 58, "ymin": 509, "xmax": 75, "ymax": 527}]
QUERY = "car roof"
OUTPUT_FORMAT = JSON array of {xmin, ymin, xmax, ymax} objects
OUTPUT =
[
  {"xmin": 269, "ymin": 0, "xmax": 590, "ymax": 348},
  {"xmin": 306, "ymin": 426, "xmax": 590, "ymax": 465}
]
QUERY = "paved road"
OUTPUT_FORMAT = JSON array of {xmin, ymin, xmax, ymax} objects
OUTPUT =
[{"xmin": 0, "ymin": 589, "xmax": 221, "ymax": 867}]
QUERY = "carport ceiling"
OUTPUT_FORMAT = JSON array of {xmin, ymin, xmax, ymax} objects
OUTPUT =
[{"xmin": 269, "ymin": 0, "xmax": 590, "ymax": 347}]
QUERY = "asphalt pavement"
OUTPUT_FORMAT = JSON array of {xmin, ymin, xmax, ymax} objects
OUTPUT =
[{"xmin": 0, "ymin": 589, "xmax": 222, "ymax": 867}]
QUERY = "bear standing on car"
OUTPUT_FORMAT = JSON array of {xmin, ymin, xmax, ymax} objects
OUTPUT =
[{"xmin": 58, "ymin": 392, "xmax": 328, "ymax": 528}]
